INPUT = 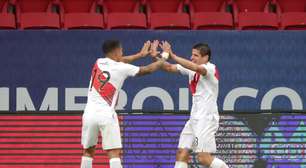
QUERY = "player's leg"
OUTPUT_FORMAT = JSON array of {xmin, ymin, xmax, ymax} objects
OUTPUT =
[
  {"xmin": 197, "ymin": 152, "xmax": 228, "ymax": 168},
  {"xmin": 195, "ymin": 116, "xmax": 228, "ymax": 168},
  {"xmin": 175, "ymin": 148, "xmax": 190, "ymax": 168},
  {"xmin": 81, "ymin": 146, "xmax": 96, "ymax": 168},
  {"xmin": 100, "ymin": 114, "xmax": 123, "ymax": 168},
  {"xmin": 175, "ymin": 120, "xmax": 194, "ymax": 168},
  {"xmin": 81, "ymin": 113, "xmax": 100, "ymax": 168},
  {"xmin": 106, "ymin": 148, "xmax": 123, "ymax": 168}
]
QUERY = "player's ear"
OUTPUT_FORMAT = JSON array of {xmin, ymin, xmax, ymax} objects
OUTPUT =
[
  {"xmin": 203, "ymin": 54, "xmax": 209, "ymax": 61},
  {"xmin": 116, "ymin": 47, "xmax": 122, "ymax": 56}
]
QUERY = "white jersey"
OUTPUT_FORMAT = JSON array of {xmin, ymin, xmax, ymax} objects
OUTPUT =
[
  {"xmin": 85, "ymin": 58, "xmax": 140, "ymax": 117},
  {"xmin": 177, "ymin": 62, "xmax": 219, "ymax": 119}
]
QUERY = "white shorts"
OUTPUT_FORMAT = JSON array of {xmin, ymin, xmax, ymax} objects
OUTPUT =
[
  {"xmin": 178, "ymin": 115, "xmax": 219, "ymax": 153},
  {"xmin": 81, "ymin": 112, "xmax": 122, "ymax": 150}
]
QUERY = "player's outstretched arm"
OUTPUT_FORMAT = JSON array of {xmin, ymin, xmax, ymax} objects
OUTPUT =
[
  {"xmin": 121, "ymin": 41, "xmax": 151, "ymax": 63},
  {"xmin": 136, "ymin": 57, "xmax": 166, "ymax": 76},
  {"xmin": 161, "ymin": 61, "xmax": 179, "ymax": 73},
  {"xmin": 171, "ymin": 53, "xmax": 207, "ymax": 75},
  {"xmin": 161, "ymin": 41, "xmax": 207, "ymax": 76}
]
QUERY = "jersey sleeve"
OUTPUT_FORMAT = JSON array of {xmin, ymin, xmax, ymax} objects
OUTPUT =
[
  {"xmin": 201, "ymin": 64, "xmax": 216, "ymax": 77},
  {"xmin": 121, "ymin": 62, "xmax": 140, "ymax": 77},
  {"xmin": 176, "ymin": 64, "xmax": 194, "ymax": 76}
]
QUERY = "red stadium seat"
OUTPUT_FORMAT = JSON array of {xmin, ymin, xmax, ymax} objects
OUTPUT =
[
  {"xmin": 233, "ymin": 0, "xmax": 279, "ymax": 30},
  {"xmin": 189, "ymin": 0, "xmax": 233, "ymax": 30},
  {"xmin": 103, "ymin": 0, "xmax": 146, "ymax": 29},
  {"xmin": 0, "ymin": 0, "xmax": 16, "ymax": 29},
  {"xmin": 277, "ymin": 0, "xmax": 306, "ymax": 12},
  {"xmin": 0, "ymin": 0, "xmax": 5, "ymax": 8},
  {"xmin": 16, "ymin": 0, "xmax": 60, "ymax": 29},
  {"xmin": 146, "ymin": 0, "xmax": 190, "ymax": 30},
  {"xmin": 61, "ymin": 0, "xmax": 104, "ymax": 29},
  {"xmin": 276, "ymin": 0, "xmax": 306, "ymax": 30}
]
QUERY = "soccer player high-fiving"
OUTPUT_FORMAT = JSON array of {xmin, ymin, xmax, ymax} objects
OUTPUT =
[
  {"xmin": 80, "ymin": 40, "xmax": 166, "ymax": 168},
  {"xmin": 156, "ymin": 41, "xmax": 229, "ymax": 168}
]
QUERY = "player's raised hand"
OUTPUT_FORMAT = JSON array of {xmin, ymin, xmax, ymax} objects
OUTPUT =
[
  {"xmin": 159, "ymin": 41, "xmax": 174, "ymax": 60},
  {"xmin": 139, "ymin": 40, "xmax": 151, "ymax": 57},
  {"xmin": 149, "ymin": 40, "xmax": 160, "ymax": 58}
]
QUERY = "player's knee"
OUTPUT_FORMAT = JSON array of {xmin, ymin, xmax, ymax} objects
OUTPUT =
[
  {"xmin": 176, "ymin": 148, "xmax": 189, "ymax": 162},
  {"xmin": 197, "ymin": 153, "xmax": 213, "ymax": 166},
  {"xmin": 83, "ymin": 146, "xmax": 96, "ymax": 158},
  {"xmin": 107, "ymin": 148, "xmax": 122, "ymax": 159}
]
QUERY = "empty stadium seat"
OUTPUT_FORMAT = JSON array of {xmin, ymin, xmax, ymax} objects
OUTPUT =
[
  {"xmin": 16, "ymin": 0, "xmax": 60, "ymax": 29},
  {"xmin": 189, "ymin": 0, "xmax": 234, "ymax": 30},
  {"xmin": 0, "ymin": 0, "xmax": 5, "ymax": 9},
  {"xmin": 0, "ymin": 0, "xmax": 16, "ymax": 29},
  {"xmin": 276, "ymin": 0, "xmax": 306, "ymax": 30},
  {"xmin": 146, "ymin": 0, "xmax": 190, "ymax": 30},
  {"xmin": 103, "ymin": 0, "xmax": 146, "ymax": 29},
  {"xmin": 233, "ymin": 0, "xmax": 279, "ymax": 30},
  {"xmin": 61, "ymin": 0, "xmax": 104, "ymax": 29}
]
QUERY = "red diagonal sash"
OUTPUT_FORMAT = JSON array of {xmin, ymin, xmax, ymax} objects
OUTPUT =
[
  {"xmin": 91, "ymin": 62, "xmax": 116, "ymax": 106},
  {"xmin": 189, "ymin": 73, "xmax": 200, "ymax": 95}
]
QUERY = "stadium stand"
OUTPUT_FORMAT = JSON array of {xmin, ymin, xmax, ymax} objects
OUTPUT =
[{"xmin": 0, "ymin": 0, "xmax": 306, "ymax": 30}]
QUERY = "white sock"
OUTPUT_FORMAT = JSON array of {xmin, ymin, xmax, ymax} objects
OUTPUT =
[
  {"xmin": 109, "ymin": 158, "xmax": 122, "ymax": 168},
  {"xmin": 81, "ymin": 156, "xmax": 93, "ymax": 168},
  {"xmin": 210, "ymin": 157, "xmax": 229, "ymax": 168},
  {"xmin": 197, "ymin": 165, "xmax": 209, "ymax": 168},
  {"xmin": 174, "ymin": 161, "xmax": 188, "ymax": 168}
]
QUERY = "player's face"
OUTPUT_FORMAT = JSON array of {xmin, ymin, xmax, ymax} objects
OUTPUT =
[{"xmin": 191, "ymin": 49, "xmax": 208, "ymax": 65}]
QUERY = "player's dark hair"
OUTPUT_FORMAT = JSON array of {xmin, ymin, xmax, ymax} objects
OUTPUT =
[
  {"xmin": 102, "ymin": 40, "xmax": 121, "ymax": 55},
  {"xmin": 193, "ymin": 43, "xmax": 211, "ymax": 61}
]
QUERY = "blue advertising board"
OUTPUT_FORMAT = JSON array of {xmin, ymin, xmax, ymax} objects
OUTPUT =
[{"xmin": 0, "ymin": 30, "xmax": 305, "ymax": 112}]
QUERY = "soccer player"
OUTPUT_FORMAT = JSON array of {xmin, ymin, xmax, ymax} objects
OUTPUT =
[
  {"xmin": 156, "ymin": 41, "xmax": 229, "ymax": 168},
  {"xmin": 80, "ymin": 40, "xmax": 165, "ymax": 168}
]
